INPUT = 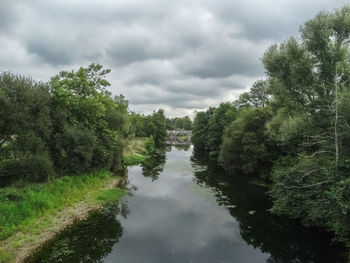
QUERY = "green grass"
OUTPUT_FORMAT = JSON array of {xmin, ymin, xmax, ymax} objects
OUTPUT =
[
  {"xmin": 124, "ymin": 153, "xmax": 147, "ymax": 166},
  {"xmin": 123, "ymin": 137, "xmax": 149, "ymax": 166},
  {"xmin": 0, "ymin": 138, "xmax": 150, "ymax": 262},
  {"xmin": 123, "ymin": 137, "xmax": 147, "ymax": 156},
  {"xmin": 97, "ymin": 188, "xmax": 126, "ymax": 202},
  {"xmin": 0, "ymin": 250, "xmax": 11, "ymax": 263},
  {"xmin": 0, "ymin": 171, "xmax": 118, "ymax": 241},
  {"xmin": 176, "ymin": 134, "xmax": 188, "ymax": 142},
  {"xmin": 0, "ymin": 171, "xmax": 126, "ymax": 262}
]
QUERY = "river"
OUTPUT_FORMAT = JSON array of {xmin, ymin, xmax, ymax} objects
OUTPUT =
[{"xmin": 29, "ymin": 146, "xmax": 346, "ymax": 263}]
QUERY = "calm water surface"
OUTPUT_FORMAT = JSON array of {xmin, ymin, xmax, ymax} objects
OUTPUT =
[{"xmin": 30, "ymin": 146, "xmax": 346, "ymax": 263}]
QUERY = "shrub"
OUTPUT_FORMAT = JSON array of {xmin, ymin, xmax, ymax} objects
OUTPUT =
[
  {"xmin": 0, "ymin": 154, "xmax": 55, "ymax": 186},
  {"xmin": 144, "ymin": 135, "xmax": 155, "ymax": 154}
]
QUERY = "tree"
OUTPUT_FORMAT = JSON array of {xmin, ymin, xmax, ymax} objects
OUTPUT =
[
  {"xmin": 219, "ymin": 107, "xmax": 277, "ymax": 178},
  {"xmin": 0, "ymin": 64, "xmax": 133, "ymax": 184},
  {"xmin": 0, "ymin": 73, "xmax": 54, "ymax": 185},
  {"xmin": 166, "ymin": 116, "xmax": 193, "ymax": 130},
  {"xmin": 144, "ymin": 136, "xmax": 156, "ymax": 154},
  {"xmin": 207, "ymin": 103, "xmax": 237, "ymax": 158},
  {"xmin": 50, "ymin": 64, "xmax": 129, "ymax": 174},
  {"xmin": 264, "ymin": 6, "xmax": 350, "ymax": 242},
  {"xmin": 234, "ymin": 80, "xmax": 269, "ymax": 109},
  {"xmin": 192, "ymin": 109, "xmax": 212, "ymax": 153},
  {"xmin": 150, "ymin": 109, "xmax": 167, "ymax": 147},
  {"xmin": 130, "ymin": 113, "xmax": 147, "ymax": 137}
]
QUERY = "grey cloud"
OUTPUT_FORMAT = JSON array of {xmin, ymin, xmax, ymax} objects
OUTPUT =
[
  {"xmin": 178, "ymin": 40, "xmax": 265, "ymax": 79},
  {"xmin": 26, "ymin": 37, "xmax": 76, "ymax": 65},
  {"xmin": 181, "ymin": 51, "xmax": 263, "ymax": 79},
  {"xmin": 205, "ymin": 0, "xmax": 346, "ymax": 41},
  {"xmin": 122, "ymin": 75, "xmax": 246, "ymax": 109},
  {"xmin": 107, "ymin": 32, "xmax": 180, "ymax": 66},
  {"xmin": 25, "ymin": 34, "xmax": 104, "ymax": 66},
  {"xmin": 0, "ymin": 1, "xmax": 20, "ymax": 33},
  {"xmin": 0, "ymin": 0, "xmax": 345, "ymax": 117}
]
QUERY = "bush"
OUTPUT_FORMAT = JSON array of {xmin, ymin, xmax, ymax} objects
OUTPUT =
[
  {"xmin": 144, "ymin": 136, "xmax": 155, "ymax": 154},
  {"xmin": 0, "ymin": 154, "xmax": 55, "ymax": 186},
  {"xmin": 51, "ymin": 125, "xmax": 98, "ymax": 174},
  {"xmin": 219, "ymin": 108, "xmax": 278, "ymax": 178}
]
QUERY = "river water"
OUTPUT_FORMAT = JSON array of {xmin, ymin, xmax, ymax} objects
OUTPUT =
[{"xmin": 30, "ymin": 146, "xmax": 346, "ymax": 263}]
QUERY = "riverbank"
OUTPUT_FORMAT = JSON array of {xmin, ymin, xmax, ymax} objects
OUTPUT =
[
  {"xmin": 0, "ymin": 137, "xmax": 148, "ymax": 263},
  {"xmin": 0, "ymin": 172, "xmax": 125, "ymax": 263},
  {"xmin": 124, "ymin": 137, "xmax": 148, "ymax": 166}
]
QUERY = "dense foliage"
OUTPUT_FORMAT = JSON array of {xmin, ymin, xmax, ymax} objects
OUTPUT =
[
  {"xmin": 166, "ymin": 116, "xmax": 193, "ymax": 130},
  {"xmin": 192, "ymin": 103, "xmax": 236, "ymax": 158},
  {"xmin": 129, "ymin": 110, "xmax": 168, "ymax": 146},
  {"xmin": 192, "ymin": 6, "xmax": 350, "ymax": 244},
  {"xmin": 219, "ymin": 107, "xmax": 278, "ymax": 178},
  {"xmin": 0, "ymin": 64, "xmax": 167, "ymax": 186}
]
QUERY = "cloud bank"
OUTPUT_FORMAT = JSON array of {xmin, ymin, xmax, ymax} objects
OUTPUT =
[{"xmin": 0, "ymin": 0, "xmax": 346, "ymax": 117}]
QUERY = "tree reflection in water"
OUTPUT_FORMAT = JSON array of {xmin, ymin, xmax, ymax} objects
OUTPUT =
[
  {"xmin": 191, "ymin": 150, "xmax": 346, "ymax": 263},
  {"xmin": 28, "ymin": 205, "xmax": 128, "ymax": 263},
  {"xmin": 174, "ymin": 144, "xmax": 191, "ymax": 151},
  {"xmin": 140, "ymin": 147, "xmax": 167, "ymax": 181}
]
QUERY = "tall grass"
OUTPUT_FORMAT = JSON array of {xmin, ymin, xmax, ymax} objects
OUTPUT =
[
  {"xmin": 124, "ymin": 153, "xmax": 147, "ymax": 166},
  {"xmin": 0, "ymin": 171, "xmax": 113, "ymax": 241}
]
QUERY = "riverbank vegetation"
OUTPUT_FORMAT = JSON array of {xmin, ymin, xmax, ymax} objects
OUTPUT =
[
  {"xmin": 123, "ymin": 137, "xmax": 149, "ymax": 166},
  {"xmin": 129, "ymin": 111, "xmax": 167, "ymax": 147},
  {"xmin": 0, "ymin": 64, "xmax": 129, "ymax": 186},
  {"xmin": 166, "ymin": 116, "xmax": 193, "ymax": 130},
  {"xmin": 192, "ymin": 6, "xmax": 350, "ymax": 245},
  {"xmin": 0, "ymin": 171, "xmax": 124, "ymax": 263},
  {"xmin": 0, "ymin": 64, "xmax": 168, "ymax": 186},
  {"xmin": 0, "ymin": 63, "xmax": 168, "ymax": 262}
]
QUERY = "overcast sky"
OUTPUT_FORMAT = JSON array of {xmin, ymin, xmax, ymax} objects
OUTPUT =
[{"xmin": 0, "ymin": 0, "xmax": 347, "ymax": 117}]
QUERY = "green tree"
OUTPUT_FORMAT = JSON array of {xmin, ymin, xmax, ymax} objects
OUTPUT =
[
  {"xmin": 130, "ymin": 113, "xmax": 147, "ymax": 137},
  {"xmin": 150, "ymin": 109, "xmax": 167, "ymax": 147},
  {"xmin": 264, "ymin": 6, "xmax": 350, "ymax": 242},
  {"xmin": 219, "ymin": 108, "xmax": 277, "ymax": 178},
  {"xmin": 144, "ymin": 135, "xmax": 156, "ymax": 154},
  {"xmin": 192, "ymin": 109, "xmax": 212, "ymax": 153},
  {"xmin": 50, "ymin": 64, "xmax": 129, "ymax": 174},
  {"xmin": 234, "ymin": 80, "xmax": 269, "ymax": 109},
  {"xmin": 182, "ymin": 116, "xmax": 193, "ymax": 130},
  {"xmin": 166, "ymin": 116, "xmax": 193, "ymax": 130},
  {"xmin": 0, "ymin": 73, "xmax": 54, "ymax": 185},
  {"xmin": 207, "ymin": 103, "xmax": 237, "ymax": 158}
]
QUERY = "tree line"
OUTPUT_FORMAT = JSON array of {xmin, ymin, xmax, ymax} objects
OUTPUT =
[
  {"xmin": 129, "ymin": 110, "xmax": 168, "ymax": 147},
  {"xmin": 166, "ymin": 116, "xmax": 192, "ymax": 130},
  {"xmin": 0, "ymin": 64, "xmax": 167, "ymax": 186},
  {"xmin": 192, "ymin": 6, "xmax": 350, "ymax": 244}
]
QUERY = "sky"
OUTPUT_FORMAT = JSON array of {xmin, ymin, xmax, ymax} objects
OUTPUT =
[{"xmin": 0, "ymin": 0, "xmax": 347, "ymax": 117}]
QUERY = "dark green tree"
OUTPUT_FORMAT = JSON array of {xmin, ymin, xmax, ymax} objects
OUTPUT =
[
  {"xmin": 207, "ymin": 103, "xmax": 237, "ymax": 158},
  {"xmin": 264, "ymin": 6, "xmax": 350, "ymax": 242},
  {"xmin": 233, "ymin": 80, "xmax": 269, "ymax": 110},
  {"xmin": 0, "ymin": 73, "xmax": 54, "ymax": 185},
  {"xmin": 192, "ymin": 109, "xmax": 212, "ymax": 153},
  {"xmin": 50, "ymin": 64, "xmax": 129, "ymax": 174},
  {"xmin": 149, "ymin": 109, "xmax": 167, "ymax": 147},
  {"xmin": 219, "ymin": 108, "xmax": 277, "ymax": 178}
]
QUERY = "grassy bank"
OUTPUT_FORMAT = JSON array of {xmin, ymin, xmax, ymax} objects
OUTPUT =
[
  {"xmin": 0, "ymin": 171, "xmax": 125, "ymax": 263},
  {"xmin": 0, "ymin": 137, "xmax": 147, "ymax": 262},
  {"xmin": 176, "ymin": 134, "xmax": 188, "ymax": 143},
  {"xmin": 124, "ymin": 137, "xmax": 148, "ymax": 166},
  {"xmin": 124, "ymin": 153, "xmax": 147, "ymax": 166}
]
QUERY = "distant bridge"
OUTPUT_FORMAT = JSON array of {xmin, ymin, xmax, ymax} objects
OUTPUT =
[{"xmin": 166, "ymin": 130, "xmax": 192, "ymax": 145}]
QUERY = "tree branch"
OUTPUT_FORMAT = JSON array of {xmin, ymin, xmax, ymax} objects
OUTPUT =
[{"xmin": 278, "ymin": 180, "xmax": 333, "ymax": 189}]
